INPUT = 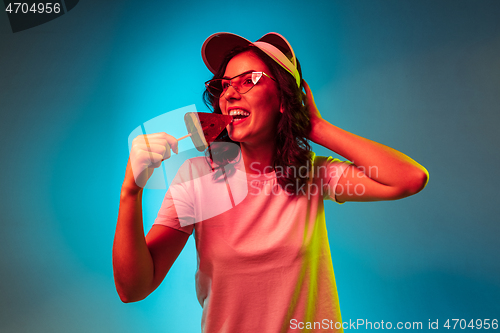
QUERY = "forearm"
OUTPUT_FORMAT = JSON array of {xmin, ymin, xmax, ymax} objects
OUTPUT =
[
  {"xmin": 310, "ymin": 118, "xmax": 428, "ymax": 191},
  {"xmin": 113, "ymin": 185, "xmax": 154, "ymax": 302}
]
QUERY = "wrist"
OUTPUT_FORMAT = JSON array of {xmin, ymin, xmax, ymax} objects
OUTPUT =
[
  {"xmin": 309, "ymin": 117, "xmax": 327, "ymax": 144},
  {"xmin": 121, "ymin": 181, "xmax": 143, "ymax": 199}
]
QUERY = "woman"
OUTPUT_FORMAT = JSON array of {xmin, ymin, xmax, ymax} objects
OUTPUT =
[{"xmin": 113, "ymin": 32, "xmax": 428, "ymax": 332}]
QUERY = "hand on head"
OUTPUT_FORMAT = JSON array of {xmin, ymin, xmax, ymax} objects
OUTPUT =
[{"xmin": 302, "ymin": 79, "xmax": 323, "ymax": 127}]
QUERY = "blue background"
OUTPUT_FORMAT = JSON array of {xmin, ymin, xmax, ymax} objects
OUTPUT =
[{"xmin": 1, "ymin": 0, "xmax": 499, "ymax": 332}]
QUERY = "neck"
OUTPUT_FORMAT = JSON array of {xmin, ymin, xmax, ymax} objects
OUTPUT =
[{"xmin": 240, "ymin": 141, "xmax": 276, "ymax": 174}]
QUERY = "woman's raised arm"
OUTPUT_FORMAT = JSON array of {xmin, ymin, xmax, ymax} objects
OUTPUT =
[
  {"xmin": 303, "ymin": 80, "xmax": 429, "ymax": 202},
  {"xmin": 113, "ymin": 133, "xmax": 189, "ymax": 302}
]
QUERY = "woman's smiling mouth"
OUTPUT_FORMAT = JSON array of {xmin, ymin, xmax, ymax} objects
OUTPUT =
[{"xmin": 228, "ymin": 109, "xmax": 250, "ymax": 124}]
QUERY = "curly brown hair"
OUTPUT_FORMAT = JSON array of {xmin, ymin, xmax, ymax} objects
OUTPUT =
[{"xmin": 202, "ymin": 45, "xmax": 312, "ymax": 194}]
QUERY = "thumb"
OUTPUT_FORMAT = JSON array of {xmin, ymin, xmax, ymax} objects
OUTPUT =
[{"xmin": 172, "ymin": 140, "xmax": 179, "ymax": 154}]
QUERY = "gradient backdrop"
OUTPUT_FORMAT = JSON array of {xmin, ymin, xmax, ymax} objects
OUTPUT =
[{"xmin": 1, "ymin": 0, "xmax": 499, "ymax": 332}]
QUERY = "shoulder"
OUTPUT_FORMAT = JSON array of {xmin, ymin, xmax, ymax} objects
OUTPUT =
[
  {"xmin": 310, "ymin": 153, "xmax": 352, "ymax": 180},
  {"xmin": 184, "ymin": 156, "xmax": 210, "ymax": 169},
  {"xmin": 171, "ymin": 156, "xmax": 212, "ymax": 184},
  {"xmin": 310, "ymin": 152, "xmax": 350, "ymax": 169}
]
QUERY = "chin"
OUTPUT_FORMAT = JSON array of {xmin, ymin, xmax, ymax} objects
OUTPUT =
[
  {"xmin": 227, "ymin": 128, "xmax": 245, "ymax": 142},
  {"xmin": 228, "ymin": 134, "xmax": 244, "ymax": 143}
]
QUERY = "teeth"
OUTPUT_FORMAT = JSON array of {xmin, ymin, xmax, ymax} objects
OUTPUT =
[{"xmin": 229, "ymin": 109, "xmax": 250, "ymax": 117}]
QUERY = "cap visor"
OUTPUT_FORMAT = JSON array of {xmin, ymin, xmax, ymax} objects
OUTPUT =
[{"xmin": 202, "ymin": 33, "xmax": 252, "ymax": 74}]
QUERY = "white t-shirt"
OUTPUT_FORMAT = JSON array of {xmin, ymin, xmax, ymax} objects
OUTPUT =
[{"xmin": 154, "ymin": 153, "xmax": 350, "ymax": 332}]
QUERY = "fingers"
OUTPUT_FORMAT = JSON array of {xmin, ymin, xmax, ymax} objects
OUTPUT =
[
  {"xmin": 165, "ymin": 133, "xmax": 179, "ymax": 156},
  {"xmin": 302, "ymin": 79, "xmax": 319, "ymax": 108},
  {"xmin": 128, "ymin": 132, "xmax": 180, "ymax": 188},
  {"xmin": 135, "ymin": 146, "xmax": 166, "ymax": 163},
  {"xmin": 143, "ymin": 132, "xmax": 179, "ymax": 155},
  {"xmin": 301, "ymin": 80, "xmax": 313, "ymax": 99},
  {"xmin": 132, "ymin": 132, "xmax": 179, "ymax": 161},
  {"xmin": 302, "ymin": 79, "xmax": 309, "ymax": 94}
]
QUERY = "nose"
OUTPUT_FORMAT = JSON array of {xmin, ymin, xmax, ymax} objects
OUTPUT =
[{"xmin": 223, "ymin": 84, "xmax": 241, "ymax": 101}]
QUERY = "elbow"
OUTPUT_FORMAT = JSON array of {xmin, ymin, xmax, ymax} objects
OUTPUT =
[
  {"xmin": 118, "ymin": 294, "xmax": 134, "ymax": 303},
  {"xmin": 115, "ymin": 282, "xmax": 150, "ymax": 303},
  {"xmin": 117, "ymin": 288, "xmax": 135, "ymax": 303},
  {"xmin": 406, "ymin": 168, "xmax": 429, "ymax": 196},
  {"xmin": 382, "ymin": 167, "xmax": 429, "ymax": 201},
  {"xmin": 112, "ymin": 260, "xmax": 155, "ymax": 303},
  {"xmin": 119, "ymin": 295, "xmax": 141, "ymax": 304},
  {"xmin": 117, "ymin": 289, "xmax": 148, "ymax": 303}
]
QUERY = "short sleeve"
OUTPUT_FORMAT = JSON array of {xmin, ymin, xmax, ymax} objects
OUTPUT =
[
  {"xmin": 313, "ymin": 155, "xmax": 352, "ymax": 204},
  {"xmin": 154, "ymin": 154, "xmax": 249, "ymax": 233},
  {"xmin": 153, "ymin": 159, "xmax": 202, "ymax": 235},
  {"xmin": 154, "ymin": 187, "xmax": 194, "ymax": 235}
]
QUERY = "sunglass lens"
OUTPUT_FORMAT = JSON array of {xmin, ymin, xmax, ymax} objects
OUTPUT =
[{"xmin": 207, "ymin": 80, "xmax": 222, "ymax": 97}]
